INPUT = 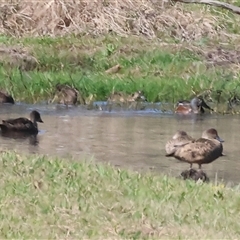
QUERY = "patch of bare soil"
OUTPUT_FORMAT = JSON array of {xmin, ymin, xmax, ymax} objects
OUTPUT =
[{"xmin": 0, "ymin": 46, "xmax": 38, "ymax": 71}]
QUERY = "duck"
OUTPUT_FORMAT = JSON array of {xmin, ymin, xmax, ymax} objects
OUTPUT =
[
  {"xmin": 53, "ymin": 83, "xmax": 83, "ymax": 105},
  {"xmin": 166, "ymin": 128, "xmax": 224, "ymax": 169},
  {"xmin": 0, "ymin": 90, "xmax": 14, "ymax": 104},
  {"xmin": 165, "ymin": 130, "xmax": 194, "ymax": 156},
  {"xmin": 175, "ymin": 96, "xmax": 213, "ymax": 114},
  {"xmin": 0, "ymin": 110, "xmax": 43, "ymax": 134},
  {"xmin": 107, "ymin": 90, "xmax": 146, "ymax": 104}
]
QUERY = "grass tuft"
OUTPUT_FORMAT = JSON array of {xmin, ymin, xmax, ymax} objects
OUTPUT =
[{"xmin": 0, "ymin": 150, "xmax": 239, "ymax": 238}]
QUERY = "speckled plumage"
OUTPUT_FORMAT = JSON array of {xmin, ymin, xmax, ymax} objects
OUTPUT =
[
  {"xmin": 166, "ymin": 128, "xmax": 224, "ymax": 169},
  {"xmin": 165, "ymin": 130, "xmax": 194, "ymax": 156}
]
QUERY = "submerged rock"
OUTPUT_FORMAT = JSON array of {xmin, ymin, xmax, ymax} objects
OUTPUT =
[{"xmin": 180, "ymin": 168, "xmax": 209, "ymax": 183}]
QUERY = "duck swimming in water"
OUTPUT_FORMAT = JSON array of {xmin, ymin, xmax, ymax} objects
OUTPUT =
[
  {"xmin": 175, "ymin": 97, "xmax": 213, "ymax": 114},
  {"xmin": 0, "ymin": 110, "xmax": 43, "ymax": 134}
]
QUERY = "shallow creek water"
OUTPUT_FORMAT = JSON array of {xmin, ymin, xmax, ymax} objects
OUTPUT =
[{"xmin": 0, "ymin": 102, "xmax": 239, "ymax": 184}]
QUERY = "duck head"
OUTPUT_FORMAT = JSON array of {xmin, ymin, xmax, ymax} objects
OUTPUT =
[
  {"xmin": 172, "ymin": 130, "xmax": 189, "ymax": 139},
  {"xmin": 190, "ymin": 97, "xmax": 214, "ymax": 113},
  {"xmin": 190, "ymin": 97, "xmax": 213, "ymax": 114},
  {"xmin": 201, "ymin": 128, "xmax": 224, "ymax": 142},
  {"xmin": 30, "ymin": 110, "xmax": 44, "ymax": 123}
]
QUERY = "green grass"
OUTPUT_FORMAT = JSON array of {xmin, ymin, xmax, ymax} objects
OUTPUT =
[
  {"xmin": 0, "ymin": 150, "xmax": 240, "ymax": 239},
  {"xmin": 0, "ymin": 35, "xmax": 240, "ymax": 105}
]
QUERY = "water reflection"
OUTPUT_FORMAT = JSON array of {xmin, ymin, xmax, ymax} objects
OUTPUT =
[
  {"xmin": 1, "ymin": 131, "xmax": 39, "ymax": 146},
  {"xmin": 0, "ymin": 103, "xmax": 238, "ymax": 184}
]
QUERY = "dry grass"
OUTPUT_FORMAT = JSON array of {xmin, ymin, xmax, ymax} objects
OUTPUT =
[
  {"xmin": 0, "ymin": 1, "xmax": 240, "ymax": 105},
  {"xmin": 0, "ymin": 0, "xmax": 239, "ymax": 44}
]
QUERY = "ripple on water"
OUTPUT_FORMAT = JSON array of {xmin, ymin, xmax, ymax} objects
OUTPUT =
[{"xmin": 0, "ymin": 102, "xmax": 238, "ymax": 184}]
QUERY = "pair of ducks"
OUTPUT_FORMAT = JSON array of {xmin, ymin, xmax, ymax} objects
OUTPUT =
[
  {"xmin": 175, "ymin": 97, "xmax": 213, "ymax": 114},
  {"xmin": 165, "ymin": 128, "xmax": 224, "ymax": 170}
]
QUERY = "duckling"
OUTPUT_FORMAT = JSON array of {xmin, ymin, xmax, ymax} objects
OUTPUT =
[
  {"xmin": 0, "ymin": 90, "xmax": 14, "ymax": 104},
  {"xmin": 175, "ymin": 97, "xmax": 213, "ymax": 114},
  {"xmin": 107, "ymin": 90, "xmax": 146, "ymax": 104},
  {"xmin": 181, "ymin": 169, "xmax": 209, "ymax": 182},
  {"xmin": 0, "ymin": 110, "xmax": 43, "ymax": 134},
  {"xmin": 166, "ymin": 128, "xmax": 224, "ymax": 169},
  {"xmin": 165, "ymin": 130, "xmax": 194, "ymax": 156},
  {"xmin": 53, "ymin": 83, "xmax": 83, "ymax": 105}
]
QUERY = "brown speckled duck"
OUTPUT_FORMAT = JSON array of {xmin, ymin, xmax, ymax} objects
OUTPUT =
[
  {"xmin": 165, "ymin": 130, "xmax": 194, "ymax": 156},
  {"xmin": 107, "ymin": 90, "xmax": 146, "ymax": 103},
  {"xmin": 175, "ymin": 97, "xmax": 213, "ymax": 114},
  {"xmin": 166, "ymin": 128, "xmax": 224, "ymax": 169},
  {"xmin": 0, "ymin": 110, "xmax": 43, "ymax": 134},
  {"xmin": 53, "ymin": 83, "xmax": 82, "ymax": 105},
  {"xmin": 0, "ymin": 90, "xmax": 14, "ymax": 104}
]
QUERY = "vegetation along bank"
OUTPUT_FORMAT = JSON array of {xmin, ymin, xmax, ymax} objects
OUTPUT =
[
  {"xmin": 0, "ymin": 1, "xmax": 239, "ymax": 238},
  {"xmin": 0, "ymin": 0, "xmax": 240, "ymax": 111}
]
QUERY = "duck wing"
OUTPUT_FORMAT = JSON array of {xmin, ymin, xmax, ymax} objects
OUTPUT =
[
  {"xmin": 165, "ymin": 137, "xmax": 194, "ymax": 156},
  {"xmin": 174, "ymin": 138, "xmax": 223, "ymax": 164},
  {"xmin": 0, "ymin": 117, "xmax": 36, "ymax": 132}
]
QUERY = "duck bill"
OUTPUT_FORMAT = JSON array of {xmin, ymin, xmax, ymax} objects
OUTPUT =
[
  {"xmin": 216, "ymin": 136, "xmax": 224, "ymax": 143},
  {"xmin": 39, "ymin": 119, "xmax": 44, "ymax": 123}
]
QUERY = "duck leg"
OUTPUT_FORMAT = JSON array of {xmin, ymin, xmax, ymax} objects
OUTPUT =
[
  {"xmin": 189, "ymin": 163, "xmax": 192, "ymax": 169},
  {"xmin": 198, "ymin": 164, "xmax": 202, "ymax": 169}
]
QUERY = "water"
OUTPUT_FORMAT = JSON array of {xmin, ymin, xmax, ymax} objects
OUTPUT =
[{"xmin": 0, "ymin": 102, "xmax": 239, "ymax": 184}]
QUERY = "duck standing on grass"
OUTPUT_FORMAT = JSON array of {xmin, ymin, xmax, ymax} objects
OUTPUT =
[
  {"xmin": 166, "ymin": 128, "xmax": 224, "ymax": 169},
  {"xmin": 0, "ymin": 110, "xmax": 44, "ymax": 134}
]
